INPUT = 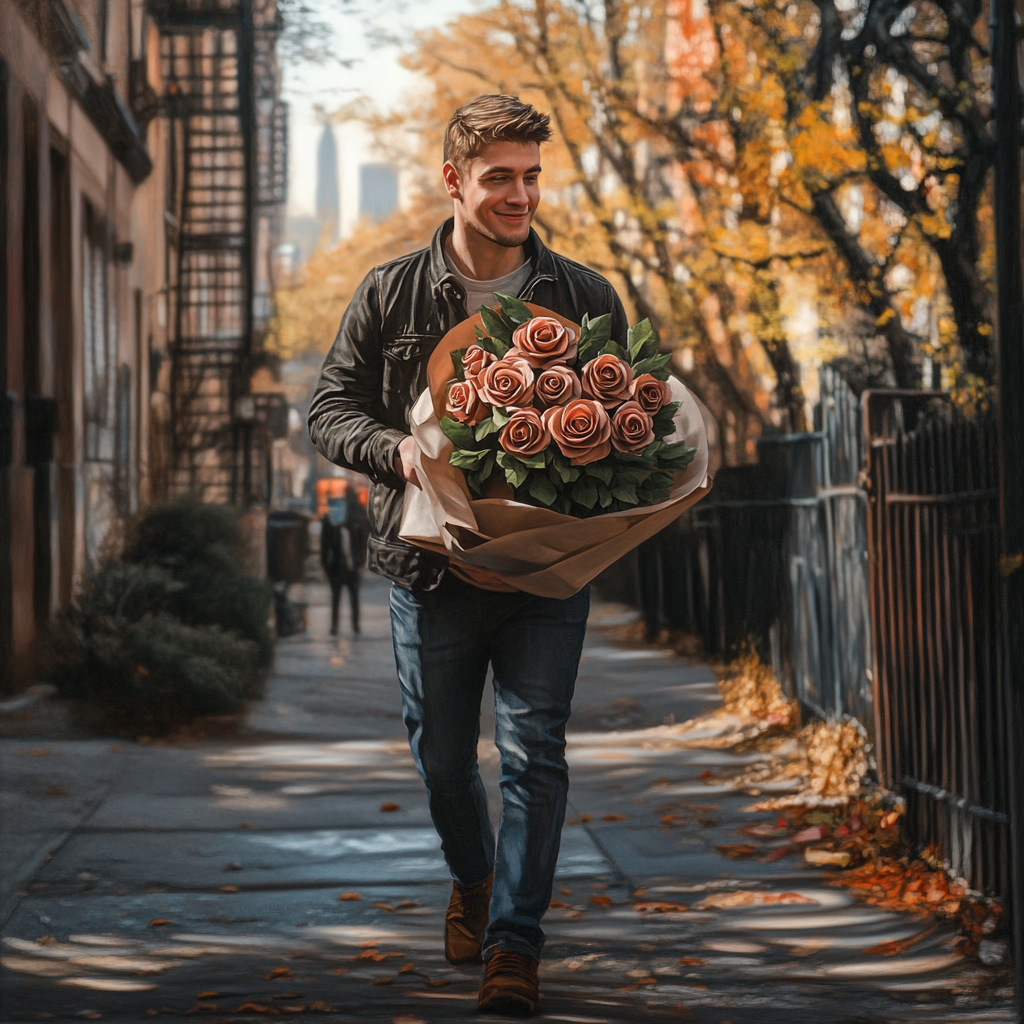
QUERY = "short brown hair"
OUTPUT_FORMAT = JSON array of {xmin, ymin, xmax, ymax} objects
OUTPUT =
[{"xmin": 444, "ymin": 94, "xmax": 552, "ymax": 170}]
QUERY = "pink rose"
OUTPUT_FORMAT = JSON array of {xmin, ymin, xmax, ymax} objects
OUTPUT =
[
  {"xmin": 543, "ymin": 399, "xmax": 612, "ymax": 466},
  {"xmin": 610, "ymin": 400, "xmax": 655, "ymax": 454},
  {"xmin": 499, "ymin": 408, "xmax": 551, "ymax": 459},
  {"xmin": 581, "ymin": 354, "xmax": 634, "ymax": 409},
  {"xmin": 446, "ymin": 379, "xmax": 486, "ymax": 425},
  {"xmin": 630, "ymin": 373, "xmax": 673, "ymax": 414},
  {"xmin": 535, "ymin": 364, "xmax": 582, "ymax": 408},
  {"xmin": 511, "ymin": 316, "xmax": 579, "ymax": 368},
  {"xmin": 479, "ymin": 355, "xmax": 535, "ymax": 409},
  {"xmin": 462, "ymin": 344, "xmax": 495, "ymax": 387}
]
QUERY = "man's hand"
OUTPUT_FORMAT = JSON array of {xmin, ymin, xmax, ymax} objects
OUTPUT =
[{"xmin": 394, "ymin": 434, "xmax": 421, "ymax": 488}]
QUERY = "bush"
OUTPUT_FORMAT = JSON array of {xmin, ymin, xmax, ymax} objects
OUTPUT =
[{"xmin": 45, "ymin": 499, "xmax": 273, "ymax": 735}]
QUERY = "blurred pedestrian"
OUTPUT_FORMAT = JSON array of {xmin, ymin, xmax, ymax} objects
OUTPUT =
[{"xmin": 320, "ymin": 489, "xmax": 365, "ymax": 635}]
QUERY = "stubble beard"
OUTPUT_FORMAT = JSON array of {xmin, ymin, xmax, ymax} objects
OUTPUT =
[{"xmin": 474, "ymin": 212, "xmax": 532, "ymax": 250}]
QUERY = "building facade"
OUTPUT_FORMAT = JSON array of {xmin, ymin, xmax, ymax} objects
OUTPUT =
[{"xmin": 0, "ymin": 0, "xmax": 285, "ymax": 685}]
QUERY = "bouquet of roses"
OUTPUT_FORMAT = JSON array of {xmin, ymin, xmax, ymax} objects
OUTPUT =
[
  {"xmin": 399, "ymin": 300, "xmax": 710, "ymax": 598},
  {"xmin": 439, "ymin": 294, "xmax": 696, "ymax": 517}
]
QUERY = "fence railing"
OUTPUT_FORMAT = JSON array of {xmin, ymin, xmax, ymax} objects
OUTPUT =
[{"xmin": 615, "ymin": 369, "xmax": 1011, "ymax": 897}]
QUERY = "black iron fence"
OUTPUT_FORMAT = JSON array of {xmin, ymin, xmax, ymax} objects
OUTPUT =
[{"xmin": 616, "ymin": 368, "xmax": 1011, "ymax": 897}]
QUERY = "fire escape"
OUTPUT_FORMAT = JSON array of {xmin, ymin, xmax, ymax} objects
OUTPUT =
[{"xmin": 150, "ymin": 0, "xmax": 287, "ymax": 504}]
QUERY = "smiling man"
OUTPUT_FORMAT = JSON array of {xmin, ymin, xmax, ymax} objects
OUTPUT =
[{"xmin": 308, "ymin": 95, "xmax": 627, "ymax": 1014}]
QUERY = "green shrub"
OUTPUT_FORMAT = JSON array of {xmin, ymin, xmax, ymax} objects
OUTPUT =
[
  {"xmin": 45, "ymin": 499, "xmax": 273, "ymax": 735},
  {"xmin": 122, "ymin": 496, "xmax": 274, "ymax": 668}
]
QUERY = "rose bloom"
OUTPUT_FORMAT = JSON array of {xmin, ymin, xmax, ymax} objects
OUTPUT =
[
  {"xmin": 479, "ymin": 355, "xmax": 535, "ymax": 409},
  {"xmin": 630, "ymin": 373, "xmax": 673, "ymax": 414},
  {"xmin": 610, "ymin": 400, "xmax": 655, "ymax": 455},
  {"xmin": 499, "ymin": 408, "xmax": 551, "ymax": 459},
  {"xmin": 535, "ymin": 364, "xmax": 582, "ymax": 408},
  {"xmin": 581, "ymin": 354, "xmax": 634, "ymax": 409},
  {"xmin": 511, "ymin": 316, "xmax": 579, "ymax": 368},
  {"xmin": 446, "ymin": 379, "xmax": 486, "ymax": 425},
  {"xmin": 543, "ymin": 398, "xmax": 612, "ymax": 465},
  {"xmin": 462, "ymin": 344, "xmax": 495, "ymax": 387}
]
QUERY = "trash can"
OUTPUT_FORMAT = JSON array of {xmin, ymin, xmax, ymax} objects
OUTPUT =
[{"xmin": 266, "ymin": 510, "xmax": 308, "ymax": 584}]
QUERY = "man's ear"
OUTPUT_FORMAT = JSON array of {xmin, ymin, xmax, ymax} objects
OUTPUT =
[{"xmin": 442, "ymin": 160, "xmax": 463, "ymax": 201}]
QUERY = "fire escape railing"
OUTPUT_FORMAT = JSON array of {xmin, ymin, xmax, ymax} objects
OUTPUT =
[{"xmin": 151, "ymin": 0, "xmax": 285, "ymax": 504}]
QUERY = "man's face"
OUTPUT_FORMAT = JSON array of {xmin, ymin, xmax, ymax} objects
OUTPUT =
[{"xmin": 444, "ymin": 141, "xmax": 541, "ymax": 248}]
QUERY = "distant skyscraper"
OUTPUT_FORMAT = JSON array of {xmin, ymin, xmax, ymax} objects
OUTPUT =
[
  {"xmin": 315, "ymin": 123, "xmax": 340, "ymax": 244},
  {"xmin": 359, "ymin": 163, "xmax": 399, "ymax": 222}
]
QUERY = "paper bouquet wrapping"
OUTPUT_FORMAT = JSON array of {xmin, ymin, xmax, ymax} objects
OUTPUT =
[{"xmin": 399, "ymin": 302, "xmax": 711, "ymax": 598}]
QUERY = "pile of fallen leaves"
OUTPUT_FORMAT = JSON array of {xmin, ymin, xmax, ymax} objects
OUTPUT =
[
  {"xmin": 745, "ymin": 717, "xmax": 871, "ymax": 810},
  {"xmin": 717, "ymin": 649, "xmax": 799, "ymax": 729}
]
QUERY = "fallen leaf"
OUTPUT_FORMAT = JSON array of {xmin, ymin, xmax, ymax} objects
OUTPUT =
[
  {"xmin": 558, "ymin": 888, "xmax": 574, "ymax": 896},
  {"xmin": 373, "ymin": 977, "xmax": 392, "ymax": 986},
  {"xmin": 147, "ymin": 918, "xmax": 170, "ymax": 928},
  {"xmin": 423, "ymin": 977, "xmax": 451, "ymax": 987},
  {"xmin": 805, "ymin": 848, "xmax": 851, "ymax": 867},
  {"xmin": 794, "ymin": 826, "xmax": 826, "ymax": 843},
  {"xmin": 264, "ymin": 967, "xmax": 291, "ymax": 979},
  {"xmin": 565, "ymin": 817, "xmax": 579, "ymax": 825},
  {"xmin": 307, "ymin": 1002, "xmax": 333, "ymax": 1012},
  {"xmin": 550, "ymin": 900, "xmax": 571, "ymax": 909},
  {"xmin": 739, "ymin": 823, "xmax": 777, "ymax": 838},
  {"xmin": 601, "ymin": 813, "xmax": 626, "ymax": 821},
  {"xmin": 835, "ymin": 825, "xmax": 851, "ymax": 837},
  {"xmin": 380, "ymin": 802, "xmax": 400, "ymax": 813},
  {"xmin": 354, "ymin": 949, "xmax": 388, "ymax": 962},
  {"xmin": 396, "ymin": 899, "xmax": 420, "ymax": 909},
  {"xmin": 650, "ymin": 777, "xmax": 670, "ymax": 787},
  {"xmin": 633, "ymin": 886, "xmax": 648, "ymax": 897},
  {"xmin": 696, "ymin": 891, "xmax": 816, "ymax": 910},
  {"xmin": 236, "ymin": 1005, "xmax": 271, "ymax": 1013},
  {"xmin": 31, "ymin": 748, "xmax": 48, "ymax": 757},
  {"xmin": 220, "ymin": 885, "xmax": 240, "ymax": 893},
  {"xmin": 880, "ymin": 811, "xmax": 901, "ymax": 829},
  {"xmin": 281, "ymin": 1009, "xmax": 306, "ymax": 1015},
  {"xmin": 763, "ymin": 846, "xmax": 791, "ymax": 862},
  {"xmin": 338, "ymin": 891, "xmax": 362, "ymax": 901},
  {"xmin": 398, "ymin": 962, "xmax": 416, "ymax": 974},
  {"xmin": 588, "ymin": 895, "xmax": 613, "ymax": 906},
  {"xmin": 862, "ymin": 927, "xmax": 935, "ymax": 956},
  {"xmin": 36, "ymin": 936, "xmax": 57, "ymax": 945},
  {"xmin": 76, "ymin": 1014, "xmax": 101, "ymax": 1021},
  {"xmin": 579, "ymin": 813, "xmax": 592, "ymax": 822},
  {"xmin": 633, "ymin": 900, "xmax": 688, "ymax": 913},
  {"xmin": 189, "ymin": 1003, "xmax": 218, "ymax": 1012},
  {"xmin": 698, "ymin": 769, "xmax": 714, "ymax": 780},
  {"xmin": 661, "ymin": 814, "xmax": 687, "ymax": 826},
  {"xmin": 331, "ymin": 967, "xmax": 348, "ymax": 974},
  {"xmin": 373, "ymin": 902, "xmax": 397, "ymax": 912},
  {"xmin": 716, "ymin": 843, "xmax": 757, "ymax": 860},
  {"xmin": 196, "ymin": 991, "xmax": 220, "ymax": 999},
  {"xmin": 679, "ymin": 956, "xmax": 705, "ymax": 966}
]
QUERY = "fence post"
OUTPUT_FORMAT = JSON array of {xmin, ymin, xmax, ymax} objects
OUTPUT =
[{"xmin": 991, "ymin": 0, "xmax": 1024, "ymax": 1008}]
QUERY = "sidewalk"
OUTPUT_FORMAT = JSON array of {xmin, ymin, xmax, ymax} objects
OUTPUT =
[{"xmin": 0, "ymin": 574, "xmax": 1014, "ymax": 1022}]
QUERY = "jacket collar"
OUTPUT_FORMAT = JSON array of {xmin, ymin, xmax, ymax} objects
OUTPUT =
[{"xmin": 429, "ymin": 217, "xmax": 558, "ymax": 296}]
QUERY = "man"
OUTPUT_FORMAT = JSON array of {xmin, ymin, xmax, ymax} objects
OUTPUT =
[
  {"xmin": 308, "ymin": 94, "xmax": 627, "ymax": 1014},
  {"xmin": 319, "ymin": 480, "xmax": 366, "ymax": 636}
]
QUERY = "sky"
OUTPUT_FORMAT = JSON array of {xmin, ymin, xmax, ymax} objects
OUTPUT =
[{"xmin": 282, "ymin": 0, "xmax": 478, "ymax": 236}]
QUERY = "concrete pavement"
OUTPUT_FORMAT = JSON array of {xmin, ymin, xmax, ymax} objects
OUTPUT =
[{"xmin": 0, "ymin": 573, "xmax": 1014, "ymax": 1022}]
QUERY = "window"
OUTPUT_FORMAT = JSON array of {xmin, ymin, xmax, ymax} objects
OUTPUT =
[{"xmin": 83, "ymin": 202, "xmax": 115, "ymax": 461}]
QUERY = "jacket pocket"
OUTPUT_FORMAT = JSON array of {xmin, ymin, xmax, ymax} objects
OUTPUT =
[{"xmin": 381, "ymin": 334, "xmax": 437, "ymax": 419}]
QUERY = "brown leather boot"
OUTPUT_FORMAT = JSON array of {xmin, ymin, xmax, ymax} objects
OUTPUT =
[
  {"xmin": 477, "ymin": 950, "xmax": 539, "ymax": 1015},
  {"xmin": 444, "ymin": 873, "xmax": 492, "ymax": 966}
]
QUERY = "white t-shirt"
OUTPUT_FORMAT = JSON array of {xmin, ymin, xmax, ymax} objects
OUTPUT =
[{"xmin": 442, "ymin": 249, "xmax": 533, "ymax": 316}]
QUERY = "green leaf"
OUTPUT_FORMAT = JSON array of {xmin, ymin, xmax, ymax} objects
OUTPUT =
[
  {"xmin": 584, "ymin": 461, "xmax": 614, "ymax": 485},
  {"xmin": 439, "ymin": 416, "xmax": 476, "ymax": 449},
  {"xmin": 613, "ymin": 469, "xmax": 643, "ymax": 486},
  {"xmin": 597, "ymin": 484, "xmax": 613, "ymax": 508},
  {"xmin": 611, "ymin": 483, "xmax": 639, "ymax": 505},
  {"xmin": 479, "ymin": 306, "xmax": 513, "ymax": 351},
  {"xmin": 571, "ymin": 476, "xmax": 598, "ymax": 509},
  {"xmin": 476, "ymin": 332, "xmax": 501, "ymax": 358},
  {"xmin": 467, "ymin": 451, "xmax": 496, "ymax": 495},
  {"xmin": 631, "ymin": 353, "xmax": 671, "ymax": 378},
  {"xmin": 491, "ymin": 407, "xmax": 510, "ymax": 427},
  {"xmin": 494, "ymin": 292, "xmax": 533, "ymax": 325},
  {"xmin": 601, "ymin": 339, "xmax": 629, "ymax": 361},
  {"xmin": 516, "ymin": 452, "xmax": 547, "ymax": 470},
  {"xmin": 652, "ymin": 402, "xmax": 680, "ymax": 439},
  {"xmin": 450, "ymin": 448, "xmax": 489, "ymax": 470},
  {"xmin": 551, "ymin": 457, "xmax": 580, "ymax": 484},
  {"xmin": 451, "ymin": 348, "xmax": 467, "ymax": 381},
  {"xmin": 496, "ymin": 451, "xmax": 529, "ymax": 488},
  {"xmin": 474, "ymin": 417, "xmax": 500, "ymax": 442},
  {"xmin": 660, "ymin": 441, "xmax": 695, "ymax": 462},
  {"xmin": 528, "ymin": 475, "xmax": 558, "ymax": 506},
  {"xmin": 627, "ymin": 319, "xmax": 656, "ymax": 361}
]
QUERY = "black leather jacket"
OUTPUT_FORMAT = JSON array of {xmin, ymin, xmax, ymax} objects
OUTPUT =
[{"xmin": 308, "ymin": 218, "xmax": 629, "ymax": 590}]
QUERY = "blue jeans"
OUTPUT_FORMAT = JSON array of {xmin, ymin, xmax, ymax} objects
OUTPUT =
[{"xmin": 389, "ymin": 573, "xmax": 590, "ymax": 962}]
